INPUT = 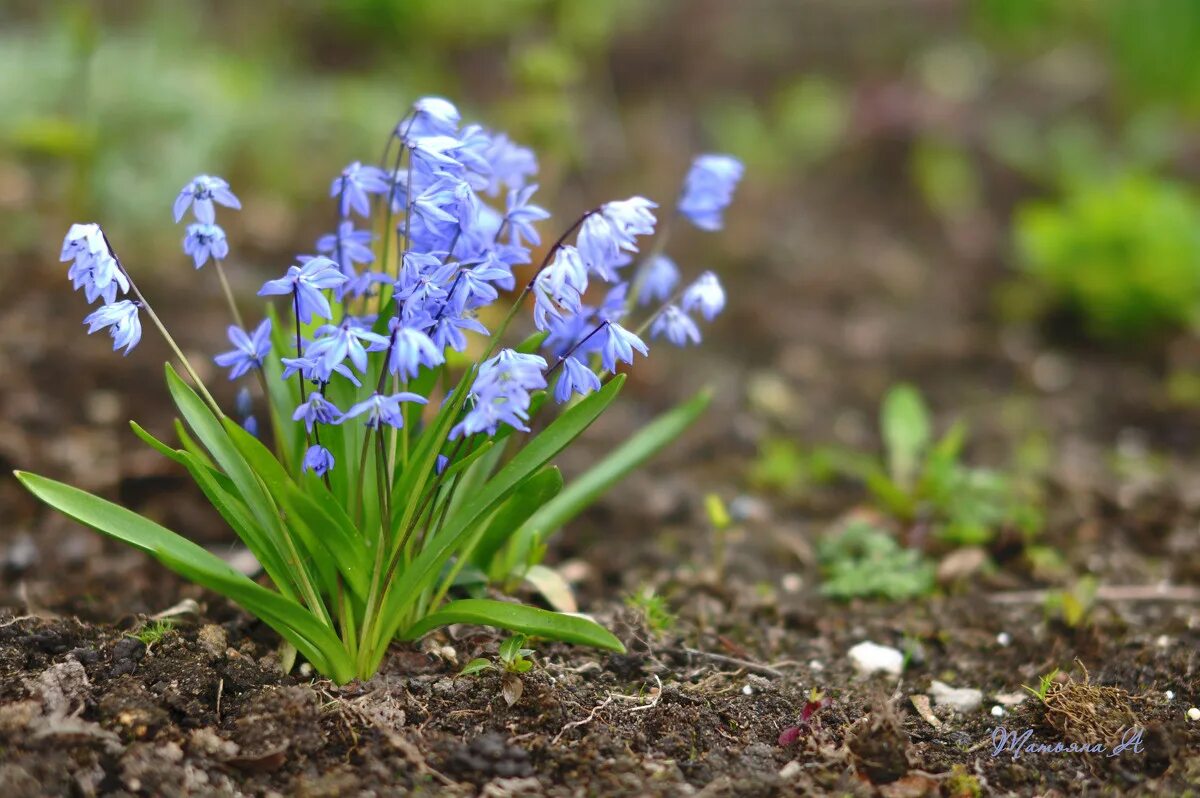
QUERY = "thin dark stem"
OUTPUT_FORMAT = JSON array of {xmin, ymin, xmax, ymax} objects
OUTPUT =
[{"xmin": 545, "ymin": 320, "xmax": 610, "ymax": 379}]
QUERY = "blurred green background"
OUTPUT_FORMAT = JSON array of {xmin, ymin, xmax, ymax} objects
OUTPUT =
[{"xmin": 5, "ymin": 0, "xmax": 1200, "ymax": 345}]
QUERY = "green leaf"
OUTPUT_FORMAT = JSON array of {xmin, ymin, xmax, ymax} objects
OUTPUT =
[
  {"xmin": 881, "ymin": 383, "xmax": 931, "ymax": 489},
  {"xmin": 371, "ymin": 375, "xmax": 626, "ymax": 660},
  {"xmin": 471, "ymin": 466, "xmax": 564, "ymax": 577},
  {"xmin": 499, "ymin": 633, "xmax": 527, "ymax": 662},
  {"xmin": 459, "ymin": 658, "xmax": 494, "ymax": 676},
  {"xmin": 14, "ymin": 471, "xmax": 353, "ymax": 683},
  {"xmin": 401, "ymin": 598, "xmax": 625, "ymax": 652},
  {"xmin": 506, "ymin": 388, "xmax": 710, "ymax": 567}
]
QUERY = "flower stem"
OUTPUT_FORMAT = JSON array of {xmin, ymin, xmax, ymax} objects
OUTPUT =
[{"xmin": 213, "ymin": 259, "xmax": 245, "ymax": 330}]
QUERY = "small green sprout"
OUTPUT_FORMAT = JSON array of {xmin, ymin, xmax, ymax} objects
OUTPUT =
[
  {"xmin": 127, "ymin": 618, "xmax": 177, "ymax": 651},
  {"xmin": 460, "ymin": 633, "xmax": 536, "ymax": 706},
  {"xmin": 1043, "ymin": 575, "xmax": 1098, "ymax": 629},
  {"xmin": 625, "ymin": 588, "xmax": 676, "ymax": 637},
  {"xmin": 706, "ymin": 493, "xmax": 734, "ymax": 579},
  {"xmin": 1023, "ymin": 667, "xmax": 1062, "ymax": 704},
  {"xmin": 817, "ymin": 519, "xmax": 936, "ymax": 601}
]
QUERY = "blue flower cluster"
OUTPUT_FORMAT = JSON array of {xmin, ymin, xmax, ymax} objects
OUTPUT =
[{"xmin": 59, "ymin": 97, "xmax": 743, "ymax": 478}]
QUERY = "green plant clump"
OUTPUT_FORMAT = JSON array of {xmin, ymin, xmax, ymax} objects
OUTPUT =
[
  {"xmin": 817, "ymin": 519, "xmax": 936, "ymax": 601},
  {"xmin": 1016, "ymin": 174, "xmax": 1200, "ymax": 340}
]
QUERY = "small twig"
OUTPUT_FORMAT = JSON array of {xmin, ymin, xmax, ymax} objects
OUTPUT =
[
  {"xmin": 0, "ymin": 615, "xmax": 36, "ymax": 628},
  {"xmin": 215, "ymin": 678, "xmax": 224, "ymax": 723},
  {"xmin": 989, "ymin": 584, "xmax": 1200, "ymax": 604},
  {"xmin": 553, "ymin": 696, "xmax": 616, "ymax": 744},
  {"xmin": 670, "ymin": 647, "xmax": 788, "ymax": 678}
]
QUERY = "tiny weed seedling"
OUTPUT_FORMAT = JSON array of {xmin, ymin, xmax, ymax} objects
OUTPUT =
[
  {"xmin": 705, "ymin": 493, "xmax": 733, "ymax": 580},
  {"xmin": 625, "ymin": 588, "xmax": 676, "ymax": 637},
  {"xmin": 20, "ymin": 96, "xmax": 744, "ymax": 683},
  {"xmin": 460, "ymin": 633, "xmax": 536, "ymax": 706},
  {"xmin": 128, "ymin": 618, "xmax": 177, "ymax": 651},
  {"xmin": 817, "ymin": 519, "xmax": 936, "ymax": 601},
  {"xmin": 1023, "ymin": 667, "xmax": 1062, "ymax": 704},
  {"xmin": 1043, "ymin": 575, "xmax": 1099, "ymax": 629}
]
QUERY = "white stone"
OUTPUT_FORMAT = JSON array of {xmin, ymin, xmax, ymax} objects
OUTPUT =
[
  {"xmin": 848, "ymin": 641, "xmax": 904, "ymax": 676},
  {"xmin": 991, "ymin": 705, "xmax": 1005, "ymax": 717},
  {"xmin": 809, "ymin": 659, "xmax": 824, "ymax": 672},
  {"xmin": 1165, "ymin": 690, "xmax": 1175, "ymax": 700},
  {"xmin": 1188, "ymin": 707, "xmax": 1200, "ymax": 722},
  {"xmin": 996, "ymin": 632, "xmax": 1011, "ymax": 647},
  {"xmin": 929, "ymin": 680, "xmax": 984, "ymax": 713},
  {"xmin": 742, "ymin": 684, "xmax": 754, "ymax": 696}
]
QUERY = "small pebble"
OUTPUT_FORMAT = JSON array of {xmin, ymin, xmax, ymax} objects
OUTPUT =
[
  {"xmin": 991, "ymin": 705, "xmax": 1006, "ymax": 718},
  {"xmin": 996, "ymin": 632, "xmax": 1011, "ymax": 647},
  {"xmin": 742, "ymin": 684, "xmax": 754, "ymax": 696},
  {"xmin": 298, "ymin": 663, "xmax": 313, "ymax": 677},
  {"xmin": 781, "ymin": 573, "xmax": 803, "ymax": 593},
  {"xmin": 1165, "ymin": 690, "xmax": 1175, "ymax": 700},
  {"xmin": 1188, "ymin": 707, "xmax": 1200, "ymax": 722},
  {"xmin": 1156, "ymin": 635, "xmax": 1171, "ymax": 649},
  {"xmin": 930, "ymin": 680, "xmax": 984, "ymax": 714},
  {"xmin": 808, "ymin": 659, "xmax": 824, "ymax": 672},
  {"xmin": 848, "ymin": 641, "xmax": 904, "ymax": 677}
]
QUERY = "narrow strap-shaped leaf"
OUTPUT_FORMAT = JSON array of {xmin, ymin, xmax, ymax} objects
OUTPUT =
[
  {"xmin": 470, "ymin": 465, "xmax": 563, "ymax": 574},
  {"xmin": 263, "ymin": 304, "xmax": 304, "ymax": 471},
  {"xmin": 400, "ymin": 598, "xmax": 624, "ymax": 652},
  {"xmin": 371, "ymin": 375, "xmax": 625, "ymax": 658},
  {"xmin": 508, "ymin": 388, "xmax": 711, "ymax": 562},
  {"xmin": 14, "ymin": 471, "xmax": 352, "ymax": 682},
  {"xmin": 223, "ymin": 418, "xmax": 370, "ymax": 599}
]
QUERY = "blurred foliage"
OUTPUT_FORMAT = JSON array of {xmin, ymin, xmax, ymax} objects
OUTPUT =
[
  {"xmin": 752, "ymin": 385, "xmax": 1044, "ymax": 547},
  {"xmin": 1015, "ymin": 174, "xmax": 1200, "ymax": 340},
  {"xmin": 817, "ymin": 519, "xmax": 936, "ymax": 602},
  {"xmin": 0, "ymin": 0, "xmax": 649, "ymax": 257}
]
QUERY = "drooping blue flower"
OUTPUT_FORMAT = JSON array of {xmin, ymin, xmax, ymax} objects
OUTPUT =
[
  {"xmin": 307, "ymin": 321, "xmax": 390, "ymax": 375},
  {"xmin": 429, "ymin": 313, "xmax": 488, "ymax": 353},
  {"xmin": 292, "ymin": 391, "xmax": 343, "ymax": 432},
  {"xmin": 601, "ymin": 197, "xmax": 658, "ymax": 249},
  {"xmin": 598, "ymin": 321, "xmax": 648, "ymax": 372},
  {"xmin": 577, "ymin": 198, "xmax": 658, "ymax": 281},
  {"xmin": 281, "ymin": 354, "xmax": 363, "ymax": 387},
  {"xmin": 302, "ymin": 445, "xmax": 336, "ymax": 476},
  {"xmin": 242, "ymin": 415, "xmax": 259, "ymax": 437},
  {"xmin": 407, "ymin": 96, "xmax": 461, "ymax": 139},
  {"xmin": 174, "ymin": 175, "xmax": 241, "ymax": 224},
  {"xmin": 504, "ymin": 185, "xmax": 550, "ymax": 248},
  {"xmin": 678, "ymin": 154, "xmax": 743, "ymax": 231},
  {"xmin": 637, "ymin": 254, "xmax": 680, "ymax": 306},
  {"xmin": 258, "ymin": 257, "xmax": 348, "ymax": 324},
  {"xmin": 236, "ymin": 386, "xmax": 254, "ymax": 418},
  {"xmin": 183, "ymin": 223, "xmax": 229, "ymax": 268},
  {"xmin": 61, "ymin": 223, "xmax": 129, "ymax": 305},
  {"xmin": 650, "ymin": 304, "xmax": 702, "ymax": 347},
  {"xmin": 316, "ymin": 221, "xmax": 375, "ymax": 274},
  {"xmin": 681, "ymin": 271, "xmax": 725, "ymax": 321},
  {"xmin": 213, "ymin": 318, "xmax": 273, "ymax": 379},
  {"xmin": 435, "ymin": 454, "xmax": 450, "ymax": 475},
  {"xmin": 482, "ymin": 133, "xmax": 538, "ymax": 196},
  {"xmin": 386, "ymin": 319, "xmax": 445, "ymax": 379},
  {"xmin": 342, "ymin": 391, "xmax": 428, "ymax": 429},
  {"xmin": 83, "ymin": 299, "xmax": 141, "ymax": 355},
  {"xmin": 451, "ymin": 349, "xmax": 548, "ymax": 439},
  {"xmin": 554, "ymin": 357, "xmax": 601, "ymax": 403},
  {"xmin": 331, "ymin": 162, "xmax": 390, "ymax": 218}
]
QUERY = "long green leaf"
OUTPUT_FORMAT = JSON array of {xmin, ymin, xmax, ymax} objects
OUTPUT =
[
  {"xmin": 507, "ymin": 388, "xmax": 711, "ymax": 568},
  {"xmin": 14, "ymin": 471, "xmax": 352, "ymax": 683},
  {"xmin": 371, "ymin": 375, "xmax": 625, "ymax": 660},
  {"xmin": 400, "ymin": 598, "xmax": 624, "ymax": 652},
  {"xmin": 471, "ymin": 466, "xmax": 563, "ymax": 576}
]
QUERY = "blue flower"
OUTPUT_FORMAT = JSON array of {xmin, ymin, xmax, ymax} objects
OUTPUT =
[
  {"xmin": 307, "ymin": 321, "xmax": 389, "ymax": 375},
  {"xmin": 316, "ymin": 221, "xmax": 375, "ymax": 274},
  {"xmin": 174, "ymin": 175, "xmax": 241, "ymax": 224},
  {"xmin": 342, "ymin": 391, "xmax": 428, "ymax": 429},
  {"xmin": 681, "ymin": 271, "xmax": 725, "ymax": 321},
  {"xmin": 183, "ymin": 223, "xmax": 229, "ymax": 268},
  {"xmin": 678, "ymin": 154, "xmax": 743, "ymax": 231},
  {"xmin": 61, "ymin": 223, "xmax": 129, "ymax": 305},
  {"xmin": 554, "ymin": 357, "xmax": 601, "ymax": 403},
  {"xmin": 258, "ymin": 257, "xmax": 348, "ymax": 324},
  {"xmin": 637, "ymin": 254, "xmax": 680, "ymax": 306},
  {"xmin": 504, "ymin": 185, "xmax": 550, "ymax": 248},
  {"xmin": 598, "ymin": 321, "xmax": 648, "ymax": 372},
  {"xmin": 387, "ymin": 319, "xmax": 445, "ymax": 379},
  {"xmin": 650, "ymin": 304, "xmax": 701, "ymax": 346},
  {"xmin": 292, "ymin": 391, "xmax": 343, "ymax": 432},
  {"xmin": 408, "ymin": 96, "xmax": 461, "ymax": 139},
  {"xmin": 83, "ymin": 299, "xmax": 141, "ymax": 355},
  {"xmin": 429, "ymin": 313, "xmax": 488, "ymax": 353},
  {"xmin": 235, "ymin": 386, "xmax": 254, "ymax": 418},
  {"xmin": 435, "ymin": 454, "xmax": 450, "ymax": 475},
  {"xmin": 483, "ymin": 134, "xmax": 538, "ymax": 196},
  {"xmin": 332, "ymin": 162, "xmax": 390, "ymax": 218},
  {"xmin": 451, "ymin": 349, "xmax": 547, "ymax": 439},
  {"xmin": 577, "ymin": 198, "xmax": 658, "ymax": 281},
  {"xmin": 302, "ymin": 445, "xmax": 336, "ymax": 476},
  {"xmin": 601, "ymin": 197, "xmax": 658, "ymax": 248},
  {"xmin": 281, "ymin": 354, "xmax": 362, "ymax": 387},
  {"xmin": 213, "ymin": 318, "xmax": 273, "ymax": 379}
]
